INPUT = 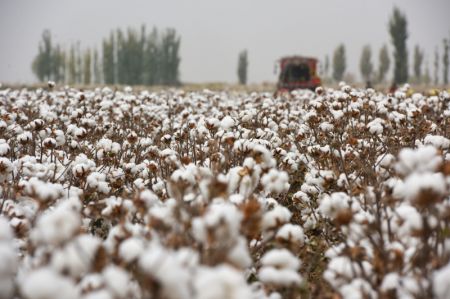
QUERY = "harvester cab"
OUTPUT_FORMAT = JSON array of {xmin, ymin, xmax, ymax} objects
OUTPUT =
[{"xmin": 276, "ymin": 56, "xmax": 321, "ymax": 92}]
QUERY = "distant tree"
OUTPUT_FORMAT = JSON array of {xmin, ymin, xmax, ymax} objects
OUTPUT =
[
  {"xmin": 93, "ymin": 48, "xmax": 102, "ymax": 84},
  {"xmin": 52, "ymin": 45, "xmax": 65, "ymax": 83},
  {"xmin": 443, "ymin": 38, "xmax": 449, "ymax": 85},
  {"xmin": 324, "ymin": 55, "xmax": 330, "ymax": 78},
  {"xmin": 83, "ymin": 49, "xmax": 91, "ymax": 85},
  {"xmin": 434, "ymin": 48, "xmax": 439, "ymax": 85},
  {"xmin": 359, "ymin": 45, "xmax": 373, "ymax": 82},
  {"xmin": 75, "ymin": 42, "xmax": 82, "ymax": 84},
  {"xmin": 332, "ymin": 44, "xmax": 346, "ymax": 82},
  {"xmin": 413, "ymin": 45, "xmax": 424, "ymax": 84},
  {"xmin": 32, "ymin": 29, "xmax": 53, "ymax": 82},
  {"xmin": 68, "ymin": 45, "xmax": 77, "ymax": 85},
  {"xmin": 102, "ymin": 32, "xmax": 115, "ymax": 84},
  {"xmin": 389, "ymin": 7, "xmax": 409, "ymax": 84},
  {"xmin": 159, "ymin": 28, "xmax": 181, "ymax": 85},
  {"xmin": 377, "ymin": 44, "xmax": 390, "ymax": 83},
  {"xmin": 423, "ymin": 61, "xmax": 431, "ymax": 86},
  {"xmin": 237, "ymin": 50, "xmax": 248, "ymax": 85},
  {"xmin": 143, "ymin": 28, "xmax": 160, "ymax": 85}
]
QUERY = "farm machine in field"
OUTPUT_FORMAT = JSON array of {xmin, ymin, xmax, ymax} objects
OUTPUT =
[{"xmin": 276, "ymin": 56, "xmax": 321, "ymax": 92}]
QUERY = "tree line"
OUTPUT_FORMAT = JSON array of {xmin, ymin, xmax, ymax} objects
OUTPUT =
[
  {"xmin": 32, "ymin": 26, "xmax": 181, "ymax": 86},
  {"xmin": 321, "ymin": 7, "xmax": 449, "ymax": 86}
]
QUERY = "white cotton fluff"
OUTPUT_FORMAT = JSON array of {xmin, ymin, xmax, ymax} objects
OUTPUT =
[
  {"xmin": 220, "ymin": 115, "xmax": 236, "ymax": 131},
  {"xmin": 381, "ymin": 272, "xmax": 400, "ymax": 291},
  {"xmin": 433, "ymin": 261, "xmax": 450, "ymax": 299},
  {"xmin": 276, "ymin": 223, "xmax": 305, "ymax": 245},
  {"xmin": 21, "ymin": 267, "xmax": 79, "ymax": 299},
  {"xmin": 0, "ymin": 140, "xmax": 9, "ymax": 156},
  {"xmin": 261, "ymin": 169, "xmax": 290, "ymax": 195},
  {"xmin": 51, "ymin": 234, "xmax": 101, "ymax": 278},
  {"xmin": 424, "ymin": 135, "xmax": 450, "ymax": 149},
  {"xmin": 194, "ymin": 265, "xmax": 253, "ymax": 299},
  {"xmin": 261, "ymin": 205, "xmax": 292, "ymax": 230},
  {"xmin": 82, "ymin": 289, "xmax": 112, "ymax": 299},
  {"xmin": 318, "ymin": 192, "xmax": 350, "ymax": 219},
  {"xmin": 0, "ymin": 216, "xmax": 17, "ymax": 299},
  {"xmin": 23, "ymin": 177, "xmax": 64, "ymax": 202},
  {"xmin": 258, "ymin": 249, "xmax": 302, "ymax": 286},
  {"xmin": 226, "ymin": 236, "xmax": 252, "ymax": 268},
  {"xmin": 102, "ymin": 265, "xmax": 131, "ymax": 298},
  {"xmin": 86, "ymin": 172, "xmax": 111, "ymax": 194},
  {"xmin": 367, "ymin": 118, "xmax": 384, "ymax": 134},
  {"xmin": 139, "ymin": 245, "xmax": 197, "ymax": 299},
  {"xmin": 393, "ymin": 172, "xmax": 446, "ymax": 202},
  {"xmin": 339, "ymin": 278, "xmax": 375, "ymax": 299},
  {"xmin": 119, "ymin": 237, "xmax": 145, "ymax": 263},
  {"xmin": 31, "ymin": 197, "xmax": 81, "ymax": 245},
  {"xmin": 192, "ymin": 202, "xmax": 243, "ymax": 243},
  {"xmin": 395, "ymin": 146, "xmax": 442, "ymax": 176}
]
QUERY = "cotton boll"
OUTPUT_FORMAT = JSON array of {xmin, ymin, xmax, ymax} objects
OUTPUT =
[
  {"xmin": 102, "ymin": 265, "xmax": 131, "ymax": 298},
  {"xmin": 318, "ymin": 192, "xmax": 352, "ymax": 223},
  {"xmin": 31, "ymin": 198, "xmax": 81, "ymax": 246},
  {"xmin": 86, "ymin": 172, "xmax": 111, "ymax": 194},
  {"xmin": 395, "ymin": 146, "xmax": 442, "ymax": 176},
  {"xmin": 139, "ymin": 244, "xmax": 195, "ymax": 299},
  {"xmin": 393, "ymin": 172, "xmax": 446, "ymax": 205},
  {"xmin": 220, "ymin": 115, "xmax": 236, "ymax": 131},
  {"xmin": 119, "ymin": 237, "xmax": 144, "ymax": 263},
  {"xmin": 21, "ymin": 267, "xmax": 79, "ymax": 299},
  {"xmin": 227, "ymin": 236, "xmax": 252, "ymax": 268},
  {"xmin": 262, "ymin": 205, "xmax": 292, "ymax": 230},
  {"xmin": 261, "ymin": 169, "xmax": 290, "ymax": 195},
  {"xmin": 82, "ymin": 289, "xmax": 112, "ymax": 299},
  {"xmin": 258, "ymin": 249, "xmax": 302, "ymax": 286},
  {"xmin": 51, "ymin": 234, "xmax": 101, "ymax": 278},
  {"xmin": 0, "ymin": 217, "xmax": 17, "ymax": 299},
  {"xmin": 339, "ymin": 278, "xmax": 375, "ymax": 299},
  {"xmin": 194, "ymin": 265, "xmax": 253, "ymax": 299},
  {"xmin": 433, "ymin": 261, "xmax": 450, "ymax": 299},
  {"xmin": 276, "ymin": 223, "xmax": 305, "ymax": 246}
]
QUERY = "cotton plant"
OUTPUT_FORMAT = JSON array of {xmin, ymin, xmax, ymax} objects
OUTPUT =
[{"xmin": 0, "ymin": 84, "xmax": 448, "ymax": 298}]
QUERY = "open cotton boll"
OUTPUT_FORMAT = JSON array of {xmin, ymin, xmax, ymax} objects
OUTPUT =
[
  {"xmin": 258, "ymin": 249, "xmax": 302, "ymax": 286},
  {"xmin": 51, "ymin": 234, "xmax": 101, "ymax": 278},
  {"xmin": 260, "ymin": 248, "xmax": 300, "ymax": 270},
  {"xmin": 31, "ymin": 198, "xmax": 81, "ymax": 246},
  {"xmin": 339, "ymin": 278, "xmax": 375, "ymax": 299},
  {"xmin": 227, "ymin": 236, "xmax": 252, "ymax": 268},
  {"xmin": 139, "ymin": 244, "xmax": 194, "ymax": 299},
  {"xmin": 318, "ymin": 192, "xmax": 351, "ymax": 220},
  {"xmin": 0, "ymin": 216, "xmax": 13, "ymax": 241},
  {"xmin": 424, "ymin": 134, "xmax": 450, "ymax": 149},
  {"xmin": 220, "ymin": 115, "xmax": 236, "ymax": 131},
  {"xmin": 395, "ymin": 146, "xmax": 442, "ymax": 176},
  {"xmin": 102, "ymin": 265, "xmax": 131, "ymax": 298},
  {"xmin": 23, "ymin": 177, "xmax": 64, "ymax": 202},
  {"xmin": 192, "ymin": 202, "xmax": 243, "ymax": 243},
  {"xmin": 433, "ymin": 261, "xmax": 450, "ymax": 299},
  {"xmin": 261, "ymin": 169, "xmax": 290, "ymax": 195},
  {"xmin": 194, "ymin": 265, "xmax": 253, "ymax": 299},
  {"xmin": 82, "ymin": 289, "xmax": 112, "ymax": 299},
  {"xmin": 119, "ymin": 237, "xmax": 145, "ymax": 263},
  {"xmin": 21, "ymin": 267, "xmax": 79, "ymax": 299},
  {"xmin": 86, "ymin": 172, "xmax": 111, "ymax": 194},
  {"xmin": 276, "ymin": 223, "xmax": 305, "ymax": 245},
  {"xmin": 262, "ymin": 205, "xmax": 292, "ymax": 230},
  {"xmin": 393, "ymin": 172, "xmax": 446, "ymax": 204},
  {"xmin": 0, "ymin": 217, "xmax": 18, "ymax": 299}
]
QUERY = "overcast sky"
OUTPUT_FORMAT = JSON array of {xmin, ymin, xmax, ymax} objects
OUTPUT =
[{"xmin": 0, "ymin": 0, "xmax": 449, "ymax": 85}]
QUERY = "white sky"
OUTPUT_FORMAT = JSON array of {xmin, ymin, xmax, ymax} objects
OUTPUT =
[{"xmin": 0, "ymin": 0, "xmax": 449, "ymax": 84}]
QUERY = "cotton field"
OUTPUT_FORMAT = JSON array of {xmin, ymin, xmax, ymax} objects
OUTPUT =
[{"xmin": 0, "ymin": 83, "xmax": 449, "ymax": 299}]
